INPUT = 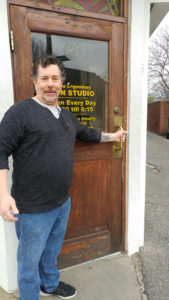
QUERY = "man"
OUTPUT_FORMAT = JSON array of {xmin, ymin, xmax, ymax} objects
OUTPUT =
[{"xmin": 0, "ymin": 55, "xmax": 128, "ymax": 300}]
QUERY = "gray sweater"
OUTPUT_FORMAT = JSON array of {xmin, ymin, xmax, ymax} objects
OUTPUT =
[{"xmin": 0, "ymin": 98, "xmax": 101, "ymax": 213}]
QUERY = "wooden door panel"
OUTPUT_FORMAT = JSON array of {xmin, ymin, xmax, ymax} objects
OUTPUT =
[
  {"xmin": 74, "ymin": 142, "xmax": 110, "ymax": 161},
  {"xmin": 110, "ymin": 158, "xmax": 122, "ymax": 252},
  {"xmin": 108, "ymin": 23, "xmax": 124, "ymax": 131},
  {"xmin": 27, "ymin": 8, "xmax": 112, "ymax": 40},
  {"xmin": 10, "ymin": 5, "xmax": 34, "ymax": 102},
  {"xmin": 110, "ymin": 23, "xmax": 124, "ymax": 115},
  {"xmin": 65, "ymin": 159, "xmax": 109, "ymax": 239},
  {"xmin": 58, "ymin": 230, "xmax": 111, "ymax": 269}
]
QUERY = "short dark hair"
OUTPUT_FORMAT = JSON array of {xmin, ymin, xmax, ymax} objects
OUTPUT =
[{"xmin": 32, "ymin": 55, "xmax": 66, "ymax": 82}]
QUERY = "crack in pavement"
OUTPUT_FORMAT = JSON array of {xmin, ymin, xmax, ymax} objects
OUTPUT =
[{"xmin": 146, "ymin": 163, "xmax": 160, "ymax": 173}]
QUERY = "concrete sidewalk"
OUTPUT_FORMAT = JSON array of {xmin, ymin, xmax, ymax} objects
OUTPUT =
[{"xmin": 0, "ymin": 253, "xmax": 141, "ymax": 300}]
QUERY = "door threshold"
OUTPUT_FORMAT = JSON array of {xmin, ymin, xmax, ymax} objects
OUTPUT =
[{"xmin": 59, "ymin": 251, "xmax": 121, "ymax": 272}]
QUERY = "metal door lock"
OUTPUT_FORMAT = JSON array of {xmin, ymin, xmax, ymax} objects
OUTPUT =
[{"xmin": 114, "ymin": 107, "xmax": 120, "ymax": 114}]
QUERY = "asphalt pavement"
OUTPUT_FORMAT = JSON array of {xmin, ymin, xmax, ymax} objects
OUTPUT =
[{"xmin": 139, "ymin": 131, "xmax": 169, "ymax": 300}]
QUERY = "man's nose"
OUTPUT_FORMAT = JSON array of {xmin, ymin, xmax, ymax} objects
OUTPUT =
[{"xmin": 47, "ymin": 79, "xmax": 54, "ymax": 87}]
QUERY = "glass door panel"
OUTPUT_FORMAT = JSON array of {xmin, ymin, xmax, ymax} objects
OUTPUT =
[{"xmin": 31, "ymin": 33, "xmax": 108, "ymax": 131}]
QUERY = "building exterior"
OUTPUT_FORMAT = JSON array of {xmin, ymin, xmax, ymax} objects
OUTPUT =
[
  {"xmin": 0, "ymin": 0, "xmax": 168, "ymax": 293},
  {"xmin": 147, "ymin": 100, "xmax": 169, "ymax": 135}
]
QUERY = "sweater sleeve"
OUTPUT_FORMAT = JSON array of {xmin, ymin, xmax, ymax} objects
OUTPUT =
[
  {"xmin": 0, "ymin": 106, "xmax": 25, "ymax": 170},
  {"xmin": 71, "ymin": 113, "xmax": 101, "ymax": 143}
]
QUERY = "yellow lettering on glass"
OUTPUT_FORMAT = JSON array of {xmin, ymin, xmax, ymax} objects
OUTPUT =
[{"xmin": 60, "ymin": 90, "xmax": 66, "ymax": 96}]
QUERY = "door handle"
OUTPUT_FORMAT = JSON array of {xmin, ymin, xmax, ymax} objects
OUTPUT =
[
  {"xmin": 113, "ymin": 126, "xmax": 123, "ymax": 150},
  {"xmin": 113, "ymin": 116, "xmax": 123, "ymax": 158}
]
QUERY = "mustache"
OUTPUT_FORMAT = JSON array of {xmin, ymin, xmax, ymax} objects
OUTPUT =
[{"xmin": 44, "ymin": 89, "xmax": 56, "ymax": 93}]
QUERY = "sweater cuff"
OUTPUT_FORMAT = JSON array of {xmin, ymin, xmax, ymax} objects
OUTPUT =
[
  {"xmin": 0, "ymin": 160, "xmax": 9, "ymax": 170},
  {"xmin": 96, "ymin": 130, "xmax": 102, "ymax": 143}
]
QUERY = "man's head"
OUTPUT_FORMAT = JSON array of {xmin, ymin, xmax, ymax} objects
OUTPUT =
[{"xmin": 32, "ymin": 55, "xmax": 66, "ymax": 106}]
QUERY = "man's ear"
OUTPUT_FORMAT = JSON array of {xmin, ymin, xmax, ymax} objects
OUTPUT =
[
  {"xmin": 33, "ymin": 79, "xmax": 37, "ymax": 88},
  {"xmin": 32, "ymin": 79, "xmax": 37, "ymax": 95},
  {"xmin": 33, "ymin": 79, "xmax": 37, "ymax": 92}
]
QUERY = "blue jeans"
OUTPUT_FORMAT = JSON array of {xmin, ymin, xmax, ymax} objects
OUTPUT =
[{"xmin": 15, "ymin": 198, "xmax": 71, "ymax": 300}]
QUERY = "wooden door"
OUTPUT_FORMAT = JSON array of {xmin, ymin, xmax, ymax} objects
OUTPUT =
[{"xmin": 9, "ymin": 2, "xmax": 126, "ymax": 269}]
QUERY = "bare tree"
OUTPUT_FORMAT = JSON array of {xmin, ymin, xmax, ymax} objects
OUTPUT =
[{"xmin": 148, "ymin": 24, "xmax": 169, "ymax": 100}]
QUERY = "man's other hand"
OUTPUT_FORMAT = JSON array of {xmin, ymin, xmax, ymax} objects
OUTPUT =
[{"xmin": 0, "ymin": 194, "xmax": 19, "ymax": 222}]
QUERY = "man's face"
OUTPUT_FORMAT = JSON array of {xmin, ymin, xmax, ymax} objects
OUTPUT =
[{"xmin": 33, "ymin": 64, "xmax": 63, "ymax": 106}]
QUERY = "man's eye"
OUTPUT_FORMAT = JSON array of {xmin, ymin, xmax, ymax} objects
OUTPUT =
[{"xmin": 53, "ymin": 78, "xmax": 58, "ymax": 81}]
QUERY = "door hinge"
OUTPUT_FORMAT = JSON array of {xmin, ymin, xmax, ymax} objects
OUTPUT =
[{"xmin": 10, "ymin": 30, "xmax": 14, "ymax": 51}]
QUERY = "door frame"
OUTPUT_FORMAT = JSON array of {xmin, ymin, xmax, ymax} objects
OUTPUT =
[{"xmin": 7, "ymin": 0, "xmax": 128, "ymax": 253}]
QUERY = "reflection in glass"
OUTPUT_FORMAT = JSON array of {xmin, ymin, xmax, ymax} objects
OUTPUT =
[{"xmin": 31, "ymin": 33, "xmax": 108, "ymax": 131}]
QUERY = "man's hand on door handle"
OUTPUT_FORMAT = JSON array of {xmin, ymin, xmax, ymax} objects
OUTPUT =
[{"xmin": 100, "ymin": 130, "xmax": 129, "ymax": 143}]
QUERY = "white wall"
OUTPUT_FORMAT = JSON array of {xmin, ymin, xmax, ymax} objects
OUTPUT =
[
  {"xmin": 126, "ymin": 0, "xmax": 146, "ymax": 255},
  {"xmin": 0, "ymin": 0, "xmax": 18, "ymax": 292}
]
